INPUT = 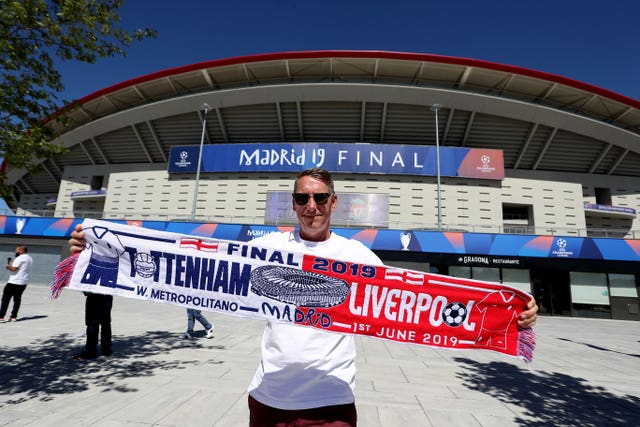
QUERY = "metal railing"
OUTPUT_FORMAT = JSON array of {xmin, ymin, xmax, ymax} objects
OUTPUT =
[{"xmin": 6, "ymin": 208, "xmax": 640, "ymax": 239}]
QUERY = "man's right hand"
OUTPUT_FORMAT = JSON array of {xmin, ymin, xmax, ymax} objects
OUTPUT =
[{"xmin": 68, "ymin": 224, "xmax": 86, "ymax": 254}]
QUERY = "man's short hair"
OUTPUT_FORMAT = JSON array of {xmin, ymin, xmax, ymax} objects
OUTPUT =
[
  {"xmin": 17, "ymin": 245, "xmax": 27, "ymax": 253},
  {"xmin": 294, "ymin": 168, "xmax": 335, "ymax": 193}
]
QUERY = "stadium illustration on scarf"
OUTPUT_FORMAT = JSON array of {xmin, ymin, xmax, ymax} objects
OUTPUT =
[{"xmin": 52, "ymin": 219, "xmax": 536, "ymax": 363}]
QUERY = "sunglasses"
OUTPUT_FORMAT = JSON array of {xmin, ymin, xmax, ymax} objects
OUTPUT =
[{"xmin": 292, "ymin": 192, "xmax": 333, "ymax": 206}]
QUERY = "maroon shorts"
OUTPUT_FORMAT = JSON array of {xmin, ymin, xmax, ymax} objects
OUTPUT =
[{"xmin": 248, "ymin": 395, "xmax": 357, "ymax": 427}]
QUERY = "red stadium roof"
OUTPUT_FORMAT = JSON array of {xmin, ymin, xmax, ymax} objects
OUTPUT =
[
  {"xmin": 7, "ymin": 50, "xmax": 640, "ymax": 201},
  {"xmin": 80, "ymin": 50, "xmax": 640, "ymax": 112}
]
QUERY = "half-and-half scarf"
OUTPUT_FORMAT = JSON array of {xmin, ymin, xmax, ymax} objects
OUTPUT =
[{"xmin": 52, "ymin": 219, "xmax": 535, "ymax": 362}]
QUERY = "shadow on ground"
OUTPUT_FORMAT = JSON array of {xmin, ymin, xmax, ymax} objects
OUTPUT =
[
  {"xmin": 11, "ymin": 315, "xmax": 48, "ymax": 322},
  {"xmin": 557, "ymin": 337, "xmax": 640, "ymax": 358},
  {"xmin": 455, "ymin": 357, "xmax": 639, "ymax": 427},
  {"xmin": 0, "ymin": 331, "xmax": 225, "ymax": 406}
]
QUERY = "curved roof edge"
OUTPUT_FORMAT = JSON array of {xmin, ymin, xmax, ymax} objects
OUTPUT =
[{"xmin": 78, "ymin": 50, "xmax": 640, "ymax": 110}]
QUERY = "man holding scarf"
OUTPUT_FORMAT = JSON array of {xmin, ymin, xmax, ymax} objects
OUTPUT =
[{"xmin": 69, "ymin": 167, "xmax": 538, "ymax": 427}]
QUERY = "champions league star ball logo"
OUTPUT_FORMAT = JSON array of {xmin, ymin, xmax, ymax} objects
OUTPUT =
[
  {"xmin": 556, "ymin": 239, "xmax": 567, "ymax": 252},
  {"xmin": 552, "ymin": 238, "xmax": 573, "ymax": 257},
  {"xmin": 477, "ymin": 154, "xmax": 496, "ymax": 174},
  {"xmin": 134, "ymin": 253, "xmax": 157, "ymax": 278},
  {"xmin": 175, "ymin": 150, "xmax": 192, "ymax": 168},
  {"xmin": 442, "ymin": 302, "xmax": 468, "ymax": 327}
]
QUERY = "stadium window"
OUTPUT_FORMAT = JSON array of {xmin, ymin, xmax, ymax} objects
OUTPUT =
[
  {"xmin": 609, "ymin": 273, "xmax": 638, "ymax": 298},
  {"xmin": 594, "ymin": 187, "xmax": 612, "ymax": 205},
  {"xmin": 570, "ymin": 271, "xmax": 611, "ymax": 318},
  {"xmin": 448, "ymin": 265, "xmax": 471, "ymax": 279},
  {"xmin": 90, "ymin": 175, "xmax": 104, "ymax": 190},
  {"xmin": 502, "ymin": 204, "xmax": 533, "ymax": 234},
  {"xmin": 501, "ymin": 268, "xmax": 532, "ymax": 293},
  {"xmin": 471, "ymin": 266, "xmax": 500, "ymax": 282}
]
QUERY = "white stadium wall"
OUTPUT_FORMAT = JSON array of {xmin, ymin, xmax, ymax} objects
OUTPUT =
[{"xmin": 15, "ymin": 162, "xmax": 639, "ymax": 236}]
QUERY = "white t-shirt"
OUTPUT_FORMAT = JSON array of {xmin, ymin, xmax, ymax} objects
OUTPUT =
[
  {"xmin": 9, "ymin": 253, "xmax": 33, "ymax": 285},
  {"xmin": 247, "ymin": 230, "xmax": 383, "ymax": 410}
]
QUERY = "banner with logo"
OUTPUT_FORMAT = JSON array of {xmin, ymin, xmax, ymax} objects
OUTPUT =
[
  {"xmin": 265, "ymin": 191, "xmax": 389, "ymax": 227},
  {"xmin": 3, "ymin": 216, "xmax": 639, "ymax": 263},
  {"xmin": 52, "ymin": 219, "xmax": 535, "ymax": 362},
  {"xmin": 168, "ymin": 143, "xmax": 504, "ymax": 180}
]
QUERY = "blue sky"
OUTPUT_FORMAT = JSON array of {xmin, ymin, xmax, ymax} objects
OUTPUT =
[
  {"xmin": 4, "ymin": 1, "xmax": 638, "ymax": 213},
  {"xmin": 56, "ymin": 0, "xmax": 640, "ymax": 102}
]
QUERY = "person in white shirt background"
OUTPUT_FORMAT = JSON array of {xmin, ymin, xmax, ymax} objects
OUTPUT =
[{"xmin": 1, "ymin": 245, "xmax": 34, "ymax": 322}]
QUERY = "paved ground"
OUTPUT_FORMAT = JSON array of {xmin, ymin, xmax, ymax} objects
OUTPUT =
[{"xmin": 0, "ymin": 283, "xmax": 638, "ymax": 426}]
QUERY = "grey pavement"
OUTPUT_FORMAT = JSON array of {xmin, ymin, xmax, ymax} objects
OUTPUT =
[{"xmin": 1, "ymin": 283, "xmax": 638, "ymax": 427}]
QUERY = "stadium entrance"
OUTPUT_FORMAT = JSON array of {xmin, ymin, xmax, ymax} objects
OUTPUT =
[{"xmin": 531, "ymin": 269, "xmax": 571, "ymax": 316}]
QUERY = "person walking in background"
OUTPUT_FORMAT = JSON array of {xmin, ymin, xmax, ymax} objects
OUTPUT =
[
  {"xmin": 0, "ymin": 245, "xmax": 33, "ymax": 322},
  {"xmin": 182, "ymin": 308, "xmax": 215, "ymax": 339},
  {"xmin": 74, "ymin": 292, "xmax": 113, "ymax": 360}
]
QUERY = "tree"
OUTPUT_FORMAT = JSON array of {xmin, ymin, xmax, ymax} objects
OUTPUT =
[{"xmin": 0, "ymin": 0, "xmax": 156, "ymax": 202}]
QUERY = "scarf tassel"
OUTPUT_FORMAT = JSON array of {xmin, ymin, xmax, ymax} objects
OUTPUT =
[
  {"xmin": 50, "ymin": 252, "xmax": 79, "ymax": 299},
  {"xmin": 518, "ymin": 327, "xmax": 536, "ymax": 364}
]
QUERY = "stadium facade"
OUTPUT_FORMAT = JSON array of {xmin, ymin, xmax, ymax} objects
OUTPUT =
[{"xmin": 3, "ymin": 51, "xmax": 639, "ymax": 320}]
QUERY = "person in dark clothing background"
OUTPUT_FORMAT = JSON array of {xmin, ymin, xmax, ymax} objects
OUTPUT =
[{"xmin": 74, "ymin": 292, "xmax": 113, "ymax": 360}]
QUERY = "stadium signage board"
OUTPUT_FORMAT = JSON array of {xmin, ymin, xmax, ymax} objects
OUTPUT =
[
  {"xmin": 583, "ymin": 202, "xmax": 636, "ymax": 215},
  {"xmin": 2, "ymin": 216, "xmax": 640, "ymax": 263},
  {"xmin": 70, "ymin": 189, "xmax": 107, "ymax": 198},
  {"xmin": 264, "ymin": 191, "xmax": 389, "ymax": 227},
  {"xmin": 168, "ymin": 143, "xmax": 504, "ymax": 180}
]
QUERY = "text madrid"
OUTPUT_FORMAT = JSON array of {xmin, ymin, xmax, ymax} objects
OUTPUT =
[{"xmin": 238, "ymin": 147, "xmax": 427, "ymax": 169}]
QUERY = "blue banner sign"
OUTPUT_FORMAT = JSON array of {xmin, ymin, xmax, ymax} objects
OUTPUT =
[
  {"xmin": 1, "ymin": 216, "xmax": 639, "ymax": 263},
  {"xmin": 584, "ymin": 202, "xmax": 636, "ymax": 215},
  {"xmin": 168, "ymin": 143, "xmax": 504, "ymax": 180},
  {"xmin": 70, "ymin": 189, "xmax": 107, "ymax": 198}
]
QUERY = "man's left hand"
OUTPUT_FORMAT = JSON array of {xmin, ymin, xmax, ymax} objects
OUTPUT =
[{"xmin": 518, "ymin": 298, "xmax": 538, "ymax": 329}]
